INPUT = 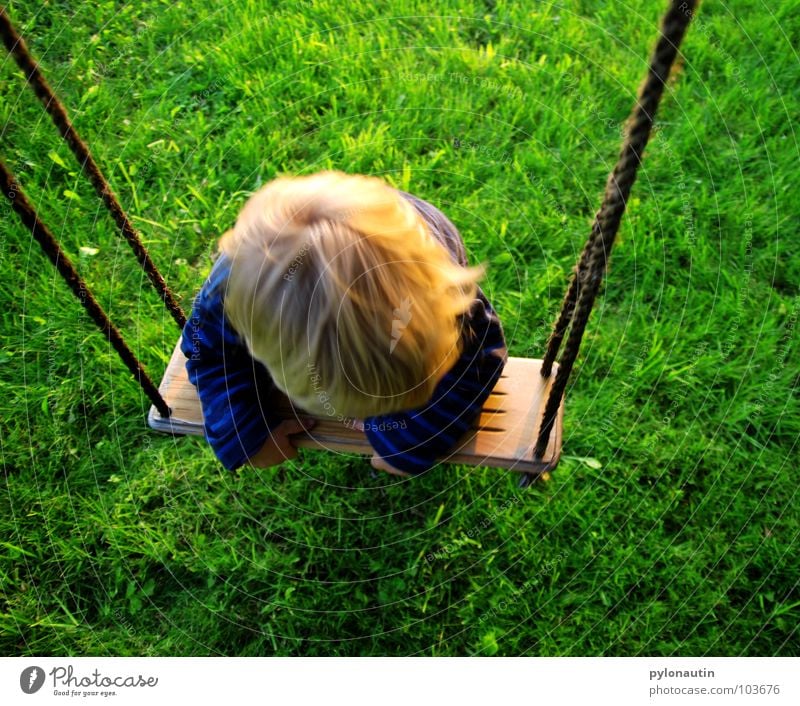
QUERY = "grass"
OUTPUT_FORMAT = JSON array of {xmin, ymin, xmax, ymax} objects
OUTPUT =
[{"xmin": 1, "ymin": 0, "xmax": 798, "ymax": 656}]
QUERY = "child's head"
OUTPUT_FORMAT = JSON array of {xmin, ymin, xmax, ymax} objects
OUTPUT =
[{"xmin": 218, "ymin": 170, "xmax": 484, "ymax": 418}]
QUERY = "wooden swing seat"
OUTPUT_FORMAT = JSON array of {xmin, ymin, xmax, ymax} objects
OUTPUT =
[{"xmin": 147, "ymin": 337, "xmax": 563, "ymax": 474}]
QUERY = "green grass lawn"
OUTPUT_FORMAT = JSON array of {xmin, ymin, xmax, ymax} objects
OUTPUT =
[{"xmin": 1, "ymin": 0, "xmax": 798, "ymax": 656}]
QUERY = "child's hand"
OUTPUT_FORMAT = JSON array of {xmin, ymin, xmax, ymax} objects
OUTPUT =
[
  {"xmin": 245, "ymin": 418, "xmax": 317, "ymax": 469},
  {"xmin": 371, "ymin": 453, "xmax": 411, "ymax": 477}
]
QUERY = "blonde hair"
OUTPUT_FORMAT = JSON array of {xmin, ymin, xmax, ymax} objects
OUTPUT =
[{"xmin": 218, "ymin": 171, "xmax": 485, "ymax": 418}]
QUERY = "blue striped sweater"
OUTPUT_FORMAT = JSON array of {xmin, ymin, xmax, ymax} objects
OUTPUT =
[{"xmin": 180, "ymin": 191, "xmax": 507, "ymax": 474}]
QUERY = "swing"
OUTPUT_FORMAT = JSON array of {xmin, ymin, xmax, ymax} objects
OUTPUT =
[{"xmin": 0, "ymin": 2, "xmax": 696, "ymax": 484}]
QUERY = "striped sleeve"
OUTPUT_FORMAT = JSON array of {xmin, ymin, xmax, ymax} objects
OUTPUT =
[
  {"xmin": 363, "ymin": 293, "xmax": 507, "ymax": 474},
  {"xmin": 180, "ymin": 253, "xmax": 282, "ymax": 471}
]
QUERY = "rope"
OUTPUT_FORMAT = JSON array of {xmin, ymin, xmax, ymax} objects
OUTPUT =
[
  {"xmin": 534, "ymin": 0, "xmax": 696, "ymax": 461},
  {"xmin": 540, "ymin": 226, "xmax": 602, "ymax": 378},
  {"xmin": 0, "ymin": 7, "xmax": 186, "ymax": 330},
  {"xmin": 0, "ymin": 160, "xmax": 172, "ymax": 419}
]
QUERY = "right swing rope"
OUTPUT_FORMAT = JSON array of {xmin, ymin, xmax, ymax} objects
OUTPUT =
[{"xmin": 534, "ymin": 0, "xmax": 697, "ymax": 462}]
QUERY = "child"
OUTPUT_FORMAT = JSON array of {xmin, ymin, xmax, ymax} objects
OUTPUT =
[{"xmin": 181, "ymin": 171, "xmax": 507, "ymax": 477}]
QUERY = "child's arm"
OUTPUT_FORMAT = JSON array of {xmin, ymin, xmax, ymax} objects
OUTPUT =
[
  {"xmin": 181, "ymin": 254, "xmax": 286, "ymax": 471},
  {"xmin": 364, "ymin": 294, "xmax": 507, "ymax": 475}
]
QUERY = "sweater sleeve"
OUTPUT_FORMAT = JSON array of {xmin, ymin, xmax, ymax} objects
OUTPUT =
[
  {"xmin": 180, "ymin": 253, "xmax": 282, "ymax": 471},
  {"xmin": 363, "ymin": 293, "xmax": 507, "ymax": 474}
]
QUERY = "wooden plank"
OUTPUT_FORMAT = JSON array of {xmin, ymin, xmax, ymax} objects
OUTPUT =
[{"xmin": 148, "ymin": 336, "xmax": 563, "ymax": 473}]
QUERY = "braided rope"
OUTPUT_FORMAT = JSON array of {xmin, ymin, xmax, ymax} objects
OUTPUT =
[
  {"xmin": 540, "ymin": 221, "xmax": 603, "ymax": 378},
  {"xmin": 534, "ymin": 0, "xmax": 697, "ymax": 461},
  {"xmin": 1, "ymin": 160, "xmax": 172, "ymax": 418},
  {"xmin": 0, "ymin": 7, "xmax": 186, "ymax": 330}
]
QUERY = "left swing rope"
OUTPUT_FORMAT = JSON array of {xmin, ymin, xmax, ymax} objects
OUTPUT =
[
  {"xmin": 0, "ymin": 160, "xmax": 173, "ymax": 419},
  {"xmin": 0, "ymin": 7, "xmax": 187, "ymax": 330}
]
